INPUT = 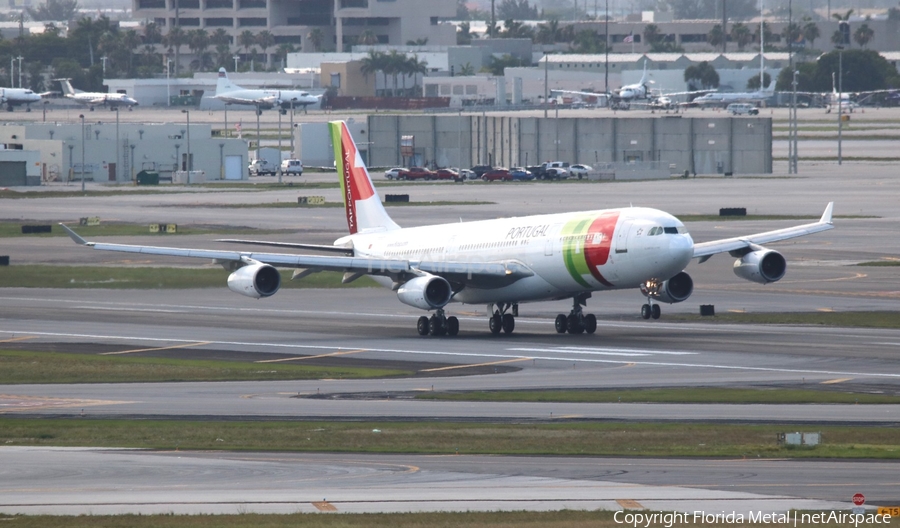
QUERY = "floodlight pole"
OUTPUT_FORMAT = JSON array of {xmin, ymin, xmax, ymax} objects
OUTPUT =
[{"xmin": 79, "ymin": 114, "xmax": 85, "ymax": 194}]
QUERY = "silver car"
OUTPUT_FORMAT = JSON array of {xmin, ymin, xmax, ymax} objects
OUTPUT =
[{"xmin": 383, "ymin": 167, "xmax": 406, "ymax": 180}]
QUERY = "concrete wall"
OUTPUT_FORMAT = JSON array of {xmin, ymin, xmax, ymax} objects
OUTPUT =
[{"xmin": 366, "ymin": 115, "xmax": 772, "ymax": 175}]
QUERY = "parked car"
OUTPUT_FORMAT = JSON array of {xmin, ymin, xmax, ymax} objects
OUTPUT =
[
  {"xmin": 384, "ymin": 167, "xmax": 406, "ymax": 180},
  {"xmin": 509, "ymin": 167, "xmax": 534, "ymax": 181},
  {"xmin": 397, "ymin": 167, "xmax": 435, "ymax": 180},
  {"xmin": 248, "ymin": 159, "xmax": 278, "ymax": 176},
  {"xmin": 459, "ymin": 169, "xmax": 477, "ymax": 180},
  {"xmin": 544, "ymin": 167, "xmax": 569, "ymax": 180},
  {"xmin": 470, "ymin": 165, "xmax": 494, "ymax": 178},
  {"xmin": 529, "ymin": 161, "xmax": 569, "ymax": 180},
  {"xmin": 280, "ymin": 159, "xmax": 303, "ymax": 176},
  {"xmin": 568, "ymin": 164, "xmax": 592, "ymax": 179},
  {"xmin": 727, "ymin": 103, "xmax": 759, "ymax": 115},
  {"xmin": 434, "ymin": 168, "xmax": 462, "ymax": 182},
  {"xmin": 482, "ymin": 168, "xmax": 512, "ymax": 181}
]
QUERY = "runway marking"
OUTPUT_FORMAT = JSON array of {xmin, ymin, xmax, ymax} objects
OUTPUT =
[
  {"xmin": 4, "ymin": 330, "xmax": 900, "ymax": 379},
  {"xmin": 255, "ymin": 349, "xmax": 367, "ymax": 364},
  {"xmin": 617, "ymin": 499, "xmax": 645, "ymax": 509},
  {"xmin": 821, "ymin": 377, "xmax": 854, "ymax": 384},
  {"xmin": 100, "ymin": 341, "xmax": 211, "ymax": 356},
  {"xmin": 311, "ymin": 501, "xmax": 337, "ymax": 512},
  {"xmin": 420, "ymin": 357, "xmax": 532, "ymax": 373},
  {"xmin": 0, "ymin": 394, "xmax": 131, "ymax": 413},
  {"xmin": 75, "ymin": 306, "xmax": 189, "ymax": 313},
  {"xmin": 509, "ymin": 346, "xmax": 696, "ymax": 357},
  {"xmin": 0, "ymin": 336, "xmax": 37, "ymax": 344}
]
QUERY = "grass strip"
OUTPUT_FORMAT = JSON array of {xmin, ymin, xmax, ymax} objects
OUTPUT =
[
  {"xmin": 667, "ymin": 311, "xmax": 900, "ymax": 329},
  {"xmin": 415, "ymin": 387, "xmax": 900, "ymax": 405},
  {"xmin": 0, "ymin": 349, "xmax": 407, "ymax": 384},
  {"xmin": 0, "ymin": 222, "xmax": 291, "ymax": 238},
  {"xmin": 0, "ymin": 266, "xmax": 377, "ymax": 289},
  {"xmin": 0, "ymin": 418, "xmax": 897, "ymax": 459}
]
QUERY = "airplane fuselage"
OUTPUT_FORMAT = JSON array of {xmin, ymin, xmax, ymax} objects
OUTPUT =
[
  {"xmin": 216, "ymin": 88, "xmax": 319, "ymax": 108},
  {"xmin": 1, "ymin": 88, "xmax": 41, "ymax": 109},
  {"xmin": 347, "ymin": 207, "xmax": 693, "ymax": 304}
]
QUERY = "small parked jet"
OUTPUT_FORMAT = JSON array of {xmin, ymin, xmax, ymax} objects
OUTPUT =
[
  {"xmin": 61, "ymin": 121, "xmax": 834, "ymax": 337},
  {"xmin": 0, "ymin": 87, "xmax": 44, "ymax": 111},
  {"xmin": 55, "ymin": 79, "xmax": 138, "ymax": 111},
  {"xmin": 213, "ymin": 68, "xmax": 320, "ymax": 115}
]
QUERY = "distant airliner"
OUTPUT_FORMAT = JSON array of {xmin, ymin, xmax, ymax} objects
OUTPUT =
[
  {"xmin": 61, "ymin": 121, "xmax": 835, "ymax": 337},
  {"xmin": 691, "ymin": 78, "xmax": 776, "ymax": 106},
  {"xmin": 0, "ymin": 87, "xmax": 44, "ymax": 112},
  {"xmin": 55, "ymin": 79, "xmax": 138, "ymax": 111},
  {"xmin": 213, "ymin": 68, "xmax": 321, "ymax": 115}
]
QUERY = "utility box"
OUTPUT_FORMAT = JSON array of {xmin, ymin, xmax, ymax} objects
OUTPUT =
[
  {"xmin": 778, "ymin": 432, "xmax": 821, "ymax": 446},
  {"xmin": 137, "ymin": 170, "xmax": 160, "ymax": 185}
]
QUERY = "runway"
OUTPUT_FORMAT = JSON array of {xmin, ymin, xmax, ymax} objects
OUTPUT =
[{"xmin": 2, "ymin": 124, "xmax": 899, "ymax": 518}]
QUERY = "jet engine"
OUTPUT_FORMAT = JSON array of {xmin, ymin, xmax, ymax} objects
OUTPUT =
[
  {"xmin": 227, "ymin": 263, "xmax": 281, "ymax": 298},
  {"xmin": 733, "ymin": 249, "xmax": 786, "ymax": 284},
  {"xmin": 397, "ymin": 274, "xmax": 452, "ymax": 310},
  {"xmin": 640, "ymin": 271, "xmax": 694, "ymax": 304}
]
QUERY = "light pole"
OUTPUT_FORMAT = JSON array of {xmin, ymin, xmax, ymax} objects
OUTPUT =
[
  {"xmin": 67, "ymin": 144, "xmax": 74, "ymax": 184},
  {"xmin": 115, "ymin": 107, "xmax": 120, "ymax": 182},
  {"xmin": 79, "ymin": 114, "xmax": 85, "ymax": 194},
  {"xmin": 790, "ymin": 69, "xmax": 798, "ymax": 174},
  {"xmin": 8, "ymin": 57, "xmax": 12, "ymax": 87},
  {"xmin": 42, "ymin": 100, "xmax": 49, "ymax": 122},
  {"xmin": 277, "ymin": 105, "xmax": 283, "ymax": 184},
  {"xmin": 224, "ymin": 105, "xmax": 228, "ymax": 138},
  {"xmin": 182, "ymin": 109, "xmax": 191, "ymax": 184},
  {"xmin": 219, "ymin": 143, "xmax": 224, "ymax": 180},
  {"xmin": 166, "ymin": 58, "xmax": 172, "ymax": 107},
  {"xmin": 289, "ymin": 98, "xmax": 295, "ymax": 157},
  {"xmin": 255, "ymin": 103, "xmax": 261, "ymax": 161},
  {"xmin": 174, "ymin": 143, "xmax": 181, "ymax": 175},
  {"xmin": 837, "ymin": 47, "xmax": 843, "ymax": 165},
  {"xmin": 233, "ymin": 54, "xmax": 239, "ymax": 73},
  {"xmin": 130, "ymin": 144, "xmax": 136, "ymax": 183},
  {"xmin": 101, "ymin": 56, "xmax": 108, "ymax": 78},
  {"xmin": 16, "ymin": 56, "xmax": 23, "ymax": 88}
]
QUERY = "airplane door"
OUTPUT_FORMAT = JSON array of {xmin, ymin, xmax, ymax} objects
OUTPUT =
[{"xmin": 615, "ymin": 220, "xmax": 633, "ymax": 254}]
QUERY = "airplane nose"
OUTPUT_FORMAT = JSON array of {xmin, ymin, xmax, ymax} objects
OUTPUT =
[{"xmin": 669, "ymin": 233, "xmax": 694, "ymax": 268}]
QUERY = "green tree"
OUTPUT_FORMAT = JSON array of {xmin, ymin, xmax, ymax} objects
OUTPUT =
[
  {"xmin": 26, "ymin": 0, "xmax": 78, "ymax": 22},
  {"xmin": 643, "ymin": 24, "xmax": 662, "ymax": 48},
  {"xmin": 484, "ymin": 53, "xmax": 529, "ymax": 76},
  {"xmin": 570, "ymin": 29, "xmax": 606, "ymax": 54},
  {"xmin": 143, "ymin": 21, "xmax": 163, "ymax": 45},
  {"xmin": 707, "ymin": 24, "xmax": 724, "ymax": 49},
  {"xmin": 187, "ymin": 29, "xmax": 210, "ymax": 71},
  {"xmin": 782, "ymin": 22, "xmax": 802, "ymax": 51},
  {"xmin": 684, "ymin": 61, "xmax": 719, "ymax": 91},
  {"xmin": 497, "ymin": 0, "xmax": 539, "ymax": 19},
  {"xmin": 500, "ymin": 19, "xmax": 534, "ymax": 39},
  {"xmin": 306, "ymin": 28, "xmax": 324, "ymax": 52},
  {"xmin": 730, "ymin": 22, "xmax": 753, "ymax": 50},
  {"xmin": 457, "ymin": 22, "xmax": 474, "ymax": 45},
  {"xmin": 255, "ymin": 30, "xmax": 274, "ymax": 69},
  {"xmin": 802, "ymin": 20, "xmax": 820, "ymax": 49},
  {"xmin": 746, "ymin": 72, "xmax": 770, "ymax": 90},
  {"xmin": 164, "ymin": 26, "xmax": 187, "ymax": 75},
  {"xmin": 405, "ymin": 54, "xmax": 428, "ymax": 95},
  {"xmin": 357, "ymin": 30, "xmax": 378, "ymax": 46},
  {"xmin": 238, "ymin": 30, "xmax": 255, "ymax": 68},
  {"xmin": 853, "ymin": 23, "xmax": 874, "ymax": 48}
]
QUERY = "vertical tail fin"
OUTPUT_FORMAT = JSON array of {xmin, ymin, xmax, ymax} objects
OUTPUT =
[
  {"xmin": 329, "ymin": 121, "xmax": 399, "ymax": 234},
  {"xmin": 57, "ymin": 79, "xmax": 76, "ymax": 96},
  {"xmin": 215, "ymin": 68, "xmax": 240, "ymax": 96}
]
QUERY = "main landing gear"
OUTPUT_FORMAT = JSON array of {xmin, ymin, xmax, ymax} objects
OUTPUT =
[
  {"xmin": 640, "ymin": 299, "xmax": 661, "ymax": 320},
  {"xmin": 554, "ymin": 294, "xmax": 597, "ymax": 335},
  {"xmin": 416, "ymin": 308, "xmax": 459, "ymax": 337},
  {"xmin": 487, "ymin": 303, "xmax": 517, "ymax": 335}
]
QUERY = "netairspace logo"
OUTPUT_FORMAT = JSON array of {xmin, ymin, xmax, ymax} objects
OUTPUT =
[{"xmin": 613, "ymin": 510, "xmax": 892, "ymax": 527}]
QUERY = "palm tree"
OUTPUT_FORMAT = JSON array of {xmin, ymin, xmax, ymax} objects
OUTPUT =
[
  {"xmin": 684, "ymin": 61, "xmax": 719, "ymax": 91},
  {"xmin": 730, "ymin": 23, "xmax": 753, "ymax": 51},
  {"xmin": 358, "ymin": 29, "xmax": 378, "ymax": 46},
  {"xmin": 143, "ymin": 21, "xmax": 162, "ymax": 45},
  {"xmin": 275, "ymin": 43, "xmax": 294, "ymax": 70},
  {"xmin": 802, "ymin": 20, "xmax": 820, "ymax": 49},
  {"xmin": 164, "ymin": 26, "xmax": 187, "ymax": 75},
  {"xmin": 385, "ymin": 50, "xmax": 405, "ymax": 96},
  {"xmin": 457, "ymin": 22, "xmax": 473, "ymax": 45},
  {"xmin": 782, "ymin": 22, "xmax": 801, "ymax": 52},
  {"xmin": 707, "ymin": 24, "xmax": 725, "ymax": 49},
  {"xmin": 187, "ymin": 29, "xmax": 210, "ymax": 71},
  {"xmin": 121, "ymin": 29, "xmax": 141, "ymax": 76},
  {"xmin": 853, "ymin": 23, "xmax": 874, "ymax": 48},
  {"xmin": 306, "ymin": 28, "xmax": 324, "ymax": 52},
  {"xmin": 238, "ymin": 30, "xmax": 255, "ymax": 69},
  {"xmin": 210, "ymin": 28, "xmax": 231, "ymax": 68},
  {"xmin": 359, "ymin": 50, "xmax": 382, "ymax": 89},
  {"xmin": 458, "ymin": 62, "xmax": 475, "ymax": 76},
  {"xmin": 831, "ymin": 9, "xmax": 854, "ymax": 22},
  {"xmin": 754, "ymin": 21, "xmax": 774, "ymax": 52},
  {"xmin": 255, "ymin": 30, "xmax": 274, "ymax": 69},
  {"xmin": 535, "ymin": 19, "xmax": 559, "ymax": 44},
  {"xmin": 405, "ymin": 55, "xmax": 428, "ymax": 96},
  {"xmin": 643, "ymin": 24, "xmax": 662, "ymax": 49}
]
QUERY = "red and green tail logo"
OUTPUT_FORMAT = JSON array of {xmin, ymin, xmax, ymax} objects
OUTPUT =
[
  {"xmin": 561, "ymin": 212, "xmax": 619, "ymax": 287},
  {"xmin": 330, "ymin": 121, "xmax": 375, "ymax": 234}
]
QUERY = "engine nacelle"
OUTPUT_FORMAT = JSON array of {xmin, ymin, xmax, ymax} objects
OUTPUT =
[
  {"xmin": 227, "ymin": 263, "xmax": 281, "ymax": 298},
  {"xmin": 656, "ymin": 271, "xmax": 694, "ymax": 304},
  {"xmin": 733, "ymin": 249, "xmax": 786, "ymax": 284},
  {"xmin": 397, "ymin": 274, "xmax": 452, "ymax": 310}
]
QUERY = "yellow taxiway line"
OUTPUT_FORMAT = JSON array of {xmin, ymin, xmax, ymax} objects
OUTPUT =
[
  {"xmin": 100, "ymin": 341, "xmax": 212, "ymax": 356},
  {"xmin": 420, "ymin": 357, "xmax": 532, "ymax": 373},
  {"xmin": 255, "ymin": 349, "xmax": 366, "ymax": 363},
  {"xmin": 0, "ymin": 336, "xmax": 37, "ymax": 344}
]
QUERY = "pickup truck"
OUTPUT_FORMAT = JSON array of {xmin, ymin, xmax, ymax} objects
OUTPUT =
[
  {"xmin": 527, "ymin": 161, "xmax": 569, "ymax": 180},
  {"xmin": 249, "ymin": 159, "xmax": 279, "ymax": 176}
]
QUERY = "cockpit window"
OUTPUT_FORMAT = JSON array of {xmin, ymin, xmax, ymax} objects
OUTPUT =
[{"xmin": 663, "ymin": 226, "xmax": 689, "ymax": 235}]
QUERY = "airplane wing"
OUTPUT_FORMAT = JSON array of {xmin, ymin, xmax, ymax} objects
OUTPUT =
[
  {"xmin": 214, "ymin": 95, "xmax": 274, "ymax": 107},
  {"xmin": 692, "ymin": 202, "xmax": 833, "ymax": 263},
  {"xmin": 87, "ymin": 97, "xmax": 108, "ymax": 105},
  {"xmin": 550, "ymin": 89, "xmax": 609, "ymax": 100},
  {"xmin": 216, "ymin": 239, "xmax": 354, "ymax": 255},
  {"xmin": 60, "ymin": 224, "xmax": 533, "ymax": 289}
]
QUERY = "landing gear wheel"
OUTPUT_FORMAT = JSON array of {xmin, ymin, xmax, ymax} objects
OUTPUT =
[
  {"xmin": 489, "ymin": 314, "xmax": 502, "ymax": 335},
  {"xmin": 446, "ymin": 316, "xmax": 459, "ymax": 336},
  {"xmin": 567, "ymin": 314, "xmax": 584, "ymax": 334},
  {"xmin": 417, "ymin": 316, "xmax": 430, "ymax": 336},
  {"xmin": 583, "ymin": 314, "xmax": 597, "ymax": 334},
  {"xmin": 555, "ymin": 314, "xmax": 567, "ymax": 333},
  {"xmin": 501, "ymin": 313, "xmax": 515, "ymax": 334},
  {"xmin": 429, "ymin": 315, "xmax": 445, "ymax": 336},
  {"xmin": 651, "ymin": 304, "xmax": 661, "ymax": 320},
  {"xmin": 641, "ymin": 304, "xmax": 651, "ymax": 320}
]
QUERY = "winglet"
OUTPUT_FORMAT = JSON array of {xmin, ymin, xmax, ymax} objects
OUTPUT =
[
  {"xmin": 820, "ymin": 202, "xmax": 834, "ymax": 224},
  {"xmin": 58, "ymin": 223, "xmax": 89, "ymax": 245}
]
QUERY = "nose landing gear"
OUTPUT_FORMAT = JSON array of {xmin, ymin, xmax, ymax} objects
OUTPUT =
[
  {"xmin": 554, "ymin": 294, "xmax": 597, "ymax": 334},
  {"xmin": 640, "ymin": 300, "xmax": 661, "ymax": 320}
]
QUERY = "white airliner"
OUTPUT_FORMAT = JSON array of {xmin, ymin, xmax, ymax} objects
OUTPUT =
[
  {"xmin": 55, "ymin": 79, "xmax": 138, "ymax": 111},
  {"xmin": 691, "ymin": 78, "xmax": 776, "ymax": 107},
  {"xmin": 0, "ymin": 87, "xmax": 43, "ymax": 111},
  {"xmin": 212, "ymin": 68, "xmax": 321, "ymax": 115},
  {"xmin": 61, "ymin": 121, "xmax": 834, "ymax": 337}
]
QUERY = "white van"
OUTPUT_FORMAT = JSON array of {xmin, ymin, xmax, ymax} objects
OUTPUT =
[
  {"xmin": 280, "ymin": 159, "xmax": 303, "ymax": 176},
  {"xmin": 727, "ymin": 103, "xmax": 759, "ymax": 116}
]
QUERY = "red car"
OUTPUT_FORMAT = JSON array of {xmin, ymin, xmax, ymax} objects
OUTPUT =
[
  {"xmin": 481, "ymin": 168, "xmax": 512, "ymax": 181},
  {"xmin": 397, "ymin": 167, "xmax": 435, "ymax": 180},
  {"xmin": 434, "ymin": 169, "xmax": 462, "ymax": 182}
]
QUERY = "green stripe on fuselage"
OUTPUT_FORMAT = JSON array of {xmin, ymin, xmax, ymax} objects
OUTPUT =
[{"xmin": 561, "ymin": 216, "xmax": 592, "ymax": 288}]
